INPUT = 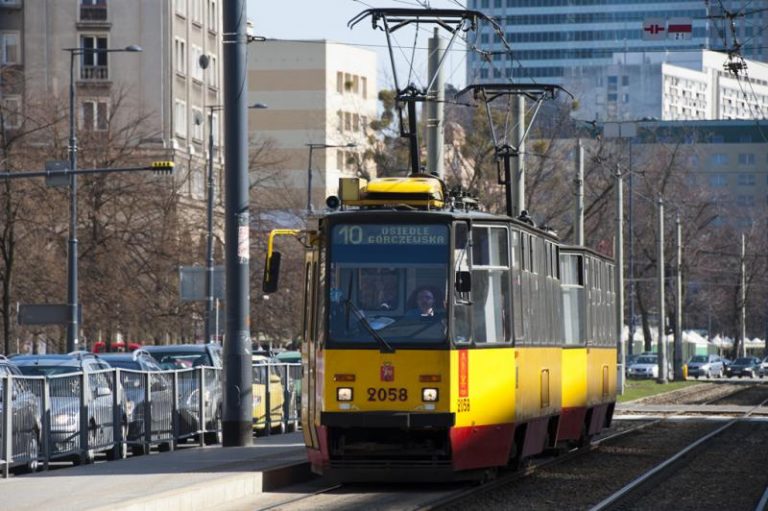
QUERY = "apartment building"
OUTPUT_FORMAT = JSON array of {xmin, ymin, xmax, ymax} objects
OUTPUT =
[
  {"xmin": 247, "ymin": 40, "xmax": 377, "ymax": 211},
  {"xmin": 663, "ymin": 50, "xmax": 768, "ymax": 121},
  {"xmin": 3, "ymin": 0, "xmax": 224, "ymax": 212},
  {"xmin": 467, "ymin": 0, "xmax": 767, "ymax": 121}
]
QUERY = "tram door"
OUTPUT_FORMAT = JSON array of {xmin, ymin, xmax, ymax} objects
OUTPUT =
[{"xmin": 302, "ymin": 248, "xmax": 321, "ymax": 450}]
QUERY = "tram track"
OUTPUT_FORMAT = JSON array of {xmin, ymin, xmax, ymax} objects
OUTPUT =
[{"xmin": 589, "ymin": 396, "xmax": 768, "ymax": 511}]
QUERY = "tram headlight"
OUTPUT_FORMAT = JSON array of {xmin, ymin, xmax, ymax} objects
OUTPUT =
[
  {"xmin": 422, "ymin": 388, "xmax": 439, "ymax": 402},
  {"xmin": 337, "ymin": 387, "xmax": 353, "ymax": 402}
]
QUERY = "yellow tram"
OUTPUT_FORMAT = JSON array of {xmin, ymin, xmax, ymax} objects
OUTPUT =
[{"xmin": 263, "ymin": 174, "xmax": 616, "ymax": 481}]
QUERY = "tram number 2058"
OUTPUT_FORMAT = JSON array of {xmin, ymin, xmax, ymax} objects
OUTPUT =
[{"xmin": 367, "ymin": 387, "xmax": 408, "ymax": 401}]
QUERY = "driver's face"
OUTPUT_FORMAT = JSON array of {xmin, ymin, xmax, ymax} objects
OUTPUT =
[{"xmin": 417, "ymin": 291, "xmax": 434, "ymax": 310}]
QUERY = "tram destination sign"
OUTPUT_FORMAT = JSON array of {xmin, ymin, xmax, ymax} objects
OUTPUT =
[{"xmin": 333, "ymin": 224, "xmax": 447, "ymax": 246}]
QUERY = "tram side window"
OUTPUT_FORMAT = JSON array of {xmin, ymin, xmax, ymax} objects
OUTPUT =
[
  {"xmin": 561, "ymin": 253, "xmax": 584, "ymax": 346},
  {"xmin": 510, "ymin": 230, "xmax": 523, "ymax": 342},
  {"xmin": 471, "ymin": 226, "xmax": 511, "ymax": 344},
  {"xmin": 454, "ymin": 223, "xmax": 471, "ymax": 343}
]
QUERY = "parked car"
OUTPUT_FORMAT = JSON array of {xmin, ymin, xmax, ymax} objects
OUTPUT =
[
  {"xmin": 252, "ymin": 355, "xmax": 285, "ymax": 435},
  {"xmin": 98, "ymin": 350, "xmax": 172, "ymax": 455},
  {"xmin": 686, "ymin": 354, "xmax": 725, "ymax": 379},
  {"xmin": 760, "ymin": 356, "xmax": 768, "ymax": 378},
  {"xmin": 627, "ymin": 354, "xmax": 662, "ymax": 379},
  {"xmin": 12, "ymin": 353, "xmax": 116, "ymax": 464},
  {"xmin": 725, "ymin": 356, "xmax": 762, "ymax": 378},
  {"xmin": 0, "ymin": 356, "xmax": 41, "ymax": 474},
  {"xmin": 143, "ymin": 344, "xmax": 222, "ymax": 444}
]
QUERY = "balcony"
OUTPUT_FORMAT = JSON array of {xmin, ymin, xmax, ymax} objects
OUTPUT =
[
  {"xmin": 79, "ymin": 4, "xmax": 107, "ymax": 22},
  {"xmin": 81, "ymin": 65, "xmax": 108, "ymax": 80}
]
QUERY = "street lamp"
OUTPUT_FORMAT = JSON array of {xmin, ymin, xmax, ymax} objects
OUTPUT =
[
  {"xmin": 305, "ymin": 142, "xmax": 357, "ymax": 215},
  {"xmin": 63, "ymin": 44, "xmax": 142, "ymax": 353},
  {"xmin": 201, "ymin": 102, "xmax": 267, "ymax": 343}
]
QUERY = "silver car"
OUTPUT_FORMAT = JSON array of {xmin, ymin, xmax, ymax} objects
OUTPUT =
[{"xmin": 686, "ymin": 354, "xmax": 725, "ymax": 379}]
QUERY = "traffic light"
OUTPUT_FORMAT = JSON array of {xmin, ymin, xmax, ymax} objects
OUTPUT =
[{"xmin": 151, "ymin": 161, "xmax": 175, "ymax": 175}]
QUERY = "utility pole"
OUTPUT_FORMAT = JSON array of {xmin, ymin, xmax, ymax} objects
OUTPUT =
[
  {"xmin": 657, "ymin": 196, "xmax": 667, "ymax": 383},
  {"xmin": 674, "ymin": 213, "xmax": 683, "ymax": 380},
  {"xmin": 222, "ymin": 0, "xmax": 252, "ymax": 447},
  {"xmin": 511, "ymin": 96, "xmax": 525, "ymax": 217},
  {"xmin": 740, "ymin": 233, "xmax": 747, "ymax": 358},
  {"xmin": 574, "ymin": 139, "xmax": 584, "ymax": 246},
  {"xmin": 426, "ymin": 28, "xmax": 445, "ymax": 178},
  {"xmin": 615, "ymin": 165, "xmax": 625, "ymax": 394}
]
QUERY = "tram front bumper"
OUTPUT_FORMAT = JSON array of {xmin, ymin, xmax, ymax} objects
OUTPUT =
[{"xmin": 321, "ymin": 411, "xmax": 454, "ymax": 428}]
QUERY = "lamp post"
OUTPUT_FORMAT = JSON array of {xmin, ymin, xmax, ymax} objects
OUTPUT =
[
  {"xmin": 305, "ymin": 142, "xmax": 357, "ymax": 215},
  {"xmin": 63, "ymin": 44, "xmax": 141, "ymax": 353},
  {"xmin": 202, "ymin": 102, "xmax": 267, "ymax": 344}
]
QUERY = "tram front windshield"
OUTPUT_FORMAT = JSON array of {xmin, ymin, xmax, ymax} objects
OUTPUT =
[{"xmin": 328, "ymin": 223, "xmax": 449, "ymax": 347}]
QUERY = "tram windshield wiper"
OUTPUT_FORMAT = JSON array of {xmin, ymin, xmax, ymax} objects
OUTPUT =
[{"xmin": 345, "ymin": 299, "xmax": 396, "ymax": 354}]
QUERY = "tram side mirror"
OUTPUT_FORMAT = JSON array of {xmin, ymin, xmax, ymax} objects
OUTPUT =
[
  {"xmin": 455, "ymin": 271, "xmax": 471, "ymax": 293},
  {"xmin": 263, "ymin": 251, "xmax": 282, "ymax": 294}
]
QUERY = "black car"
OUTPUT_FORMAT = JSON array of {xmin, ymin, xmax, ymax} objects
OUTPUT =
[
  {"xmin": 97, "ymin": 350, "xmax": 173, "ymax": 455},
  {"xmin": 0, "ymin": 356, "xmax": 41, "ymax": 474},
  {"xmin": 12, "ymin": 353, "xmax": 117, "ymax": 463},
  {"xmin": 725, "ymin": 356, "xmax": 761, "ymax": 378},
  {"xmin": 142, "ymin": 344, "xmax": 222, "ymax": 444}
]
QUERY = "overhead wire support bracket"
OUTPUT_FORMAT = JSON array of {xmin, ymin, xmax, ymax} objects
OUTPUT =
[
  {"xmin": 348, "ymin": 8, "xmax": 501, "ymax": 175},
  {"xmin": 455, "ymin": 83, "xmax": 570, "ymax": 217}
]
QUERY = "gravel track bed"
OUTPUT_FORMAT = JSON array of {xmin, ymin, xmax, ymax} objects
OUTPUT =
[
  {"xmin": 624, "ymin": 421, "xmax": 768, "ymax": 511},
  {"xmin": 707, "ymin": 384, "xmax": 768, "ymax": 406},
  {"xmin": 440, "ymin": 421, "xmax": 722, "ymax": 511},
  {"xmin": 633, "ymin": 383, "xmax": 743, "ymax": 405}
]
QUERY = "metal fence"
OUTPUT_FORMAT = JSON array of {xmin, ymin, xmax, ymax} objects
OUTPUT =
[{"xmin": 0, "ymin": 363, "xmax": 302, "ymax": 478}]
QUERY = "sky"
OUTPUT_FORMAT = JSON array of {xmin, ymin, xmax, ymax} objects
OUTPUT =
[{"xmin": 246, "ymin": 0, "xmax": 470, "ymax": 89}]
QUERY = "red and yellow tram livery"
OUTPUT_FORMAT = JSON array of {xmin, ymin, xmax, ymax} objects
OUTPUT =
[{"xmin": 264, "ymin": 174, "xmax": 617, "ymax": 481}]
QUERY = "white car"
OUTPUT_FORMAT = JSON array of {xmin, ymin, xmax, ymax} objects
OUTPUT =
[
  {"xmin": 759, "ymin": 357, "xmax": 768, "ymax": 378},
  {"xmin": 627, "ymin": 355, "xmax": 662, "ymax": 379}
]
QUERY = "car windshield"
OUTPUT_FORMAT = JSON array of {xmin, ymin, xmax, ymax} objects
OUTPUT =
[
  {"xmin": 151, "ymin": 352, "xmax": 211, "ymax": 369},
  {"xmin": 734, "ymin": 358, "xmax": 753, "ymax": 365},
  {"xmin": 636, "ymin": 356, "xmax": 657, "ymax": 364},
  {"xmin": 328, "ymin": 223, "xmax": 449, "ymax": 347},
  {"xmin": 16, "ymin": 365, "xmax": 79, "ymax": 376},
  {"xmin": 690, "ymin": 356, "xmax": 707, "ymax": 363}
]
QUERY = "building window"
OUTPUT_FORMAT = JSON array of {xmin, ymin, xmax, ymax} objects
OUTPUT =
[
  {"xmin": 79, "ymin": 35, "xmax": 109, "ymax": 80},
  {"xmin": 361, "ymin": 77, "xmax": 367, "ymax": 99},
  {"xmin": 174, "ymin": 38, "xmax": 186, "ymax": 75},
  {"xmin": 209, "ymin": 55, "xmax": 219, "ymax": 88},
  {"xmin": 736, "ymin": 195, "xmax": 755, "ymax": 207},
  {"xmin": 336, "ymin": 72, "xmax": 344, "ymax": 94},
  {"xmin": 191, "ymin": 45, "xmax": 203, "ymax": 81},
  {"xmin": 360, "ymin": 115, "xmax": 367, "ymax": 133},
  {"xmin": 191, "ymin": 0, "xmax": 202, "ymax": 24},
  {"xmin": 0, "ymin": 32, "xmax": 19, "ymax": 65},
  {"xmin": 79, "ymin": 0, "xmax": 107, "ymax": 22},
  {"xmin": 191, "ymin": 107, "xmax": 203, "ymax": 140},
  {"xmin": 710, "ymin": 153, "xmax": 728, "ymax": 165},
  {"xmin": 344, "ymin": 112, "xmax": 352, "ymax": 131},
  {"xmin": 352, "ymin": 114, "xmax": 359, "ymax": 132},
  {"xmin": 709, "ymin": 174, "xmax": 727, "ymax": 187},
  {"xmin": 738, "ymin": 153, "xmax": 755, "ymax": 165},
  {"xmin": 0, "ymin": 95, "xmax": 21, "ymax": 129},
  {"xmin": 175, "ymin": 99, "xmax": 187, "ymax": 138},
  {"xmin": 81, "ymin": 99, "xmax": 109, "ymax": 131},
  {"xmin": 336, "ymin": 150, "xmax": 343, "ymax": 170},
  {"xmin": 208, "ymin": 0, "xmax": 218, "ymax": 32},
  {"xmin": 211, "ymin": 112, "xmax": 219, "ymax": 145},
  {"xmin": 737, "ymin": 173, "xmax": 755, "ymax": 186},
  {"xmin": 337, "ymin": 110, "xmax": 343, "ymax": 132}
]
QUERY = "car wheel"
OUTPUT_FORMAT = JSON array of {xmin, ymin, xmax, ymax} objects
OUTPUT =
[
  {"xmin": 158, "ymin": 442, "xmax": 173, "ymax": 452},
  {"xmin": 107, "ymin": 426, "xmax": 129, "ymax": 461},
  {"xmin": 131, "ymin": 444, "xmax": 149, "ymax": 457},
  {"xmin": 74, "ymin": 449, "xmax": 95, "ymax": 465},
  {"xmin": 12, "ymin": 435, "xmax": 40, "ymax": 475}
]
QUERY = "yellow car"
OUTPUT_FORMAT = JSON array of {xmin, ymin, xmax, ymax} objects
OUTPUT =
[{"xmin": 252, "ymin": 355, "xmax": 285, "ymax": 434}]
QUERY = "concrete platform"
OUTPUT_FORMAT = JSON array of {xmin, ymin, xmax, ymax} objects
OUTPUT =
[
  {"xmin": 616, "ymin": 403, "xmax": 768, "ymax": 415},
  {"xmin": 0, "ymin": 432, "xmax": 311, "ymax": 511}
]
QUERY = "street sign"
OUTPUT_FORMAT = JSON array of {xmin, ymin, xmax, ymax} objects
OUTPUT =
[
  {"xmin": 45, "ymin": 160, "xmax": 69, "ymax": 188},
  {"xmin": 668, "ymin": 17, "xmax": 693, "ymax": 40},
  {"xmin": 642, "ymin": 18, "xmax": 666, "ymax": 40},
  {"xmin": 18, "ymin": 303, "xmax": 81, "ymax": 326},
  {"xmin": 179, "ymin": 265, "xmax": 225, "ymax": 301}
]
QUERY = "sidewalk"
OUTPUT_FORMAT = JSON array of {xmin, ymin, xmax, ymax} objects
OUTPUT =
[{"xmin": 0, "ymin": 432, "xmax": 310, "ymax": 511}]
